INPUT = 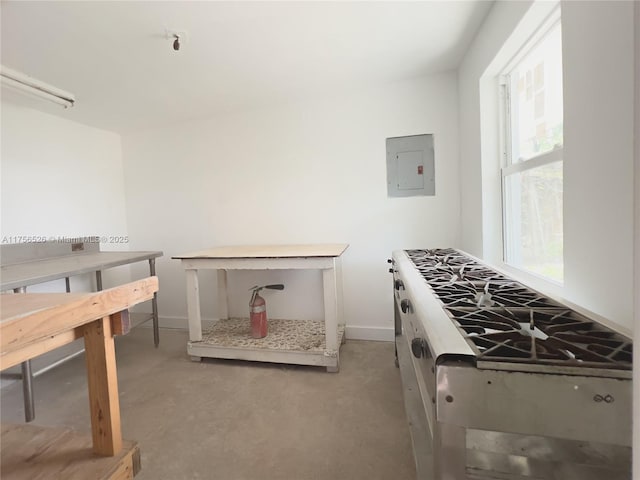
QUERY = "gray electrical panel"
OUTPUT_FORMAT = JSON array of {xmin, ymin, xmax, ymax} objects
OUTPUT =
[{"xmin": 386, "ymin": 134, "xmax": 435, "ymax": 197}]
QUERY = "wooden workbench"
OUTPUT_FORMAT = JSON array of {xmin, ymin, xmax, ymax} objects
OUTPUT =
[
  {"xmin": 0, "ymin": 242, "xmax": 162, "ymax": 341},
  {"xmin": 173, "ymin": 244, "xmax": 348, "ymax": 372},
  {"xmin": 0, "ymin": 277, "xmax": 159, "ymax": 479},
  {"xmin": 0, "ymin": 240, "xmax": 163, "ymax": 422}
]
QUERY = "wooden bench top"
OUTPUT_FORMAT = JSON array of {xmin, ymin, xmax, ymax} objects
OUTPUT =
[
  {"xmin": 1, "ymin": 424, "xmax": 141, "ymax": 480},
  {"xmin": 1, "ymin": 277, "xmax": 159, "ymax": 367}
]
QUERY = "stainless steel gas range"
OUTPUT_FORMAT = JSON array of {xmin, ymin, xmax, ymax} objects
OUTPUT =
[{"xmin": 390, "ymin": 248, "xmax": 632, "ymax": 480}]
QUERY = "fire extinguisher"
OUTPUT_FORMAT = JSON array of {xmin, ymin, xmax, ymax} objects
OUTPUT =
[{"xmin": 249, "ymin": 284, "xmax": 284, "ymax": 338}]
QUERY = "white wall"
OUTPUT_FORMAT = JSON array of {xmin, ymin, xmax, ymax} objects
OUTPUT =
[
  {"xmin": 458, "ymin": 1, "xmax": 636, "ymax": 331},
  {"xmin": 458, "ymin": 1, "xmax": 533, "ymax": 259},
  {"xmin": 1, "ymin": 101, "xmax": 129, "ymax": 256},
  {"xmin": 122, "ymin": 74, "xmax": 461, "ymax": 340},
  {"xmin": 1, "ymin": 100, "xmax": 130, "ymax": 373},
  {"xmin": 562, "ymin": 1, "xmax": 635, "ymax": 331}
]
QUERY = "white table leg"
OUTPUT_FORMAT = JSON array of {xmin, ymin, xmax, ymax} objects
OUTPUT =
[
  {"xmin": 217, "ymin": 269, "xmax": 229, "ymax": 320},
  {"xmin": 336, "ymin": 256, "xmax": 345, "ymax": 344},
  {"xmin": 185, "ymin": 269, "xmax": 202, "ymax": 342},
  {"xmin": 323, "ymin": 262, "xmax": 339, "ymax": 373}
]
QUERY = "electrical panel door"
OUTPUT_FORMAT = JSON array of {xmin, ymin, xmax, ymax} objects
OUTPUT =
[{"xmin": 386, "ymin": 134, "xmax": 435, "ymax": 197}]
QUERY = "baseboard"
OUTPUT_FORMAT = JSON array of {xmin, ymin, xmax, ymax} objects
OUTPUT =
[
  {"xmin": 344, "ymin": 326, "xmax": 394, "ymax": 342},
  {"xmin": 135, "ymin": 315, "xmax": 217, "ymax": 330},
  {"xmin": 140, "ymin": 315, "xmax": 394, "ymax": 342}
]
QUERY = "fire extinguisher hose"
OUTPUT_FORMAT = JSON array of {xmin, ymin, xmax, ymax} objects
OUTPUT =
[{"xmin": 249, "ymin": 284, "xmax": 285, "ymax": 305}]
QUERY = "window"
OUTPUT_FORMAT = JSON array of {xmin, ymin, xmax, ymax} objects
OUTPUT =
[{"xmin": 500, "ymin": 17, "xmax": 563, "ymax": 283}]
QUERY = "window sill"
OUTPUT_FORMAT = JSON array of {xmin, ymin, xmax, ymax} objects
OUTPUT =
[{"xmin": 496, "ymin": 260, "xmax": 563, "ymax": 295}]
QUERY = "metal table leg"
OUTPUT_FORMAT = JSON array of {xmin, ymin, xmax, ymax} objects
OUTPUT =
[
  {"xmin": 149, "ymin": 258, "xmax": 159, "ymax": 347},
  {"xmin": 20, "ymin": 360, "xmax": 35, "ymax": 423},
  {"xmin": 14, "ymin": 286, "xmax": 35, "ymax": 422},
  {"xmin": 95, "ymin": 270, "xmax": 103, "ymax": 291}
]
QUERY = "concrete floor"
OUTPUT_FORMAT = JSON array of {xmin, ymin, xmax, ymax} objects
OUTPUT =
[{"xmin": 1, "ymin": 329, "xmax": 416, "ymax": 480}]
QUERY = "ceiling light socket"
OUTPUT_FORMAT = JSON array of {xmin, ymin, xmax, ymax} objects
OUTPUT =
[{"xmin": 164, "ymin": 28, "xmax": 188, "ymax": 45}]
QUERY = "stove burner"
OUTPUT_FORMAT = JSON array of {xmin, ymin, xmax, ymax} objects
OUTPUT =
[
  {"xmin": 429, "ymin": 281, "xmax": 563, "ymax": 309},
  {"xmin": 446, "ymin": 307, "xmax": 633, "ymax": 369},
  {"xmin": 401, "ymin": 249, "xmax": 633, "ymax": 372},
  {"xmin": 406, "ymin": 249, "xmax": 476, "ymax": 268},
  {"xmin": 417, "ymin": 264, "xmax": 508, "ymax": 284},
  {"xmin": 406, "ymin": 248, "xmax": 459, "ymax": 258}
]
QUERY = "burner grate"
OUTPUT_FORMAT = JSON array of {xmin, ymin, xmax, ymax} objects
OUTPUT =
[
  {"xmin": 446, "ymin": 307, "xmax": 633, "ymax": 370},
  {"xmin": 406, "ymin": 249, "xmax": 476, "ymax": 269},
  {"xmin": 417, "ymin": 264, "xmax": 508, "ymax": 283},
  {"xmin": 429, "ymin": 281, "xmax": 563, "ymax": 309},
  {"xmin": 402, "ymin": 249, "xmax": 633, "ymax": 373}
]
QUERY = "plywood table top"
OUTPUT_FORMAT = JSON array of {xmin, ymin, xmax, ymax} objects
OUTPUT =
[
  {"xmin": 1, "ymin": 292, "xmax": 88, "ymax": 324},
  {"xmin": 1, "ymin": 277, "xmax": 159, "ymax": 361},
  {"xmin": 173, "ymin": 244, "xmax": 349, "ymax": 260},
  {"xmin": 1, "ymin": 423, "xmax": 141, "ymax": 480}
]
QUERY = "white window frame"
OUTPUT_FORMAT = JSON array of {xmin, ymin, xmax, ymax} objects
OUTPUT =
[{"xmin": 499, "ymin": 9, "xmax": 563, "ymax": 282}]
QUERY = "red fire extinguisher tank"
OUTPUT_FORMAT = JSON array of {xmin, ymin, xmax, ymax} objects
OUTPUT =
[{"xmin": 249, "ymin": 284, "xmax": 284, "ymax": 339}]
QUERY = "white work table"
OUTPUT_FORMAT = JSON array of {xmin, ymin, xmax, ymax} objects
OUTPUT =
[{"xmin": 173, "ymin": 244, "xmax": 348, "ymax": 372}]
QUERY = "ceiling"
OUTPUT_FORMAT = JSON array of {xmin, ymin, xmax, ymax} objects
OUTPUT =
[{"xmin": 1, "ymin": 1, "xmax": 493, "ymax": 134}]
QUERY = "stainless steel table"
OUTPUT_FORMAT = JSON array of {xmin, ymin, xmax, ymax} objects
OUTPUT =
[{"xmin": 0, "ymin": 240, "xmax": 163, "ymax": 422}]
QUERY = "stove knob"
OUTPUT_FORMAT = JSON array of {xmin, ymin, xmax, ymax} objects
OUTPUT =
[
  {"xmin": 394, "ymin": 280, "xmax": 405, "ymax": 291},
  {"xmin": 400, "ymin": 299, "xmax": 412, "ymax": 314},
  {"xmin": 411, "ymin": 338, "xmax": 425, "ymax": 358},
  {"xmin": 387, "ymin": 258, "xmax": 393, "ymax": 264},
  {"xmin": 388, "ymin": 268, "xmax": 394, "ymax": 273}
]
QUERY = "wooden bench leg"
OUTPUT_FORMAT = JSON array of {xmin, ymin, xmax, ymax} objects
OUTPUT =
[{"xmin": 83, "ymin": 316, "xmax": 122, "ymax": 456}]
